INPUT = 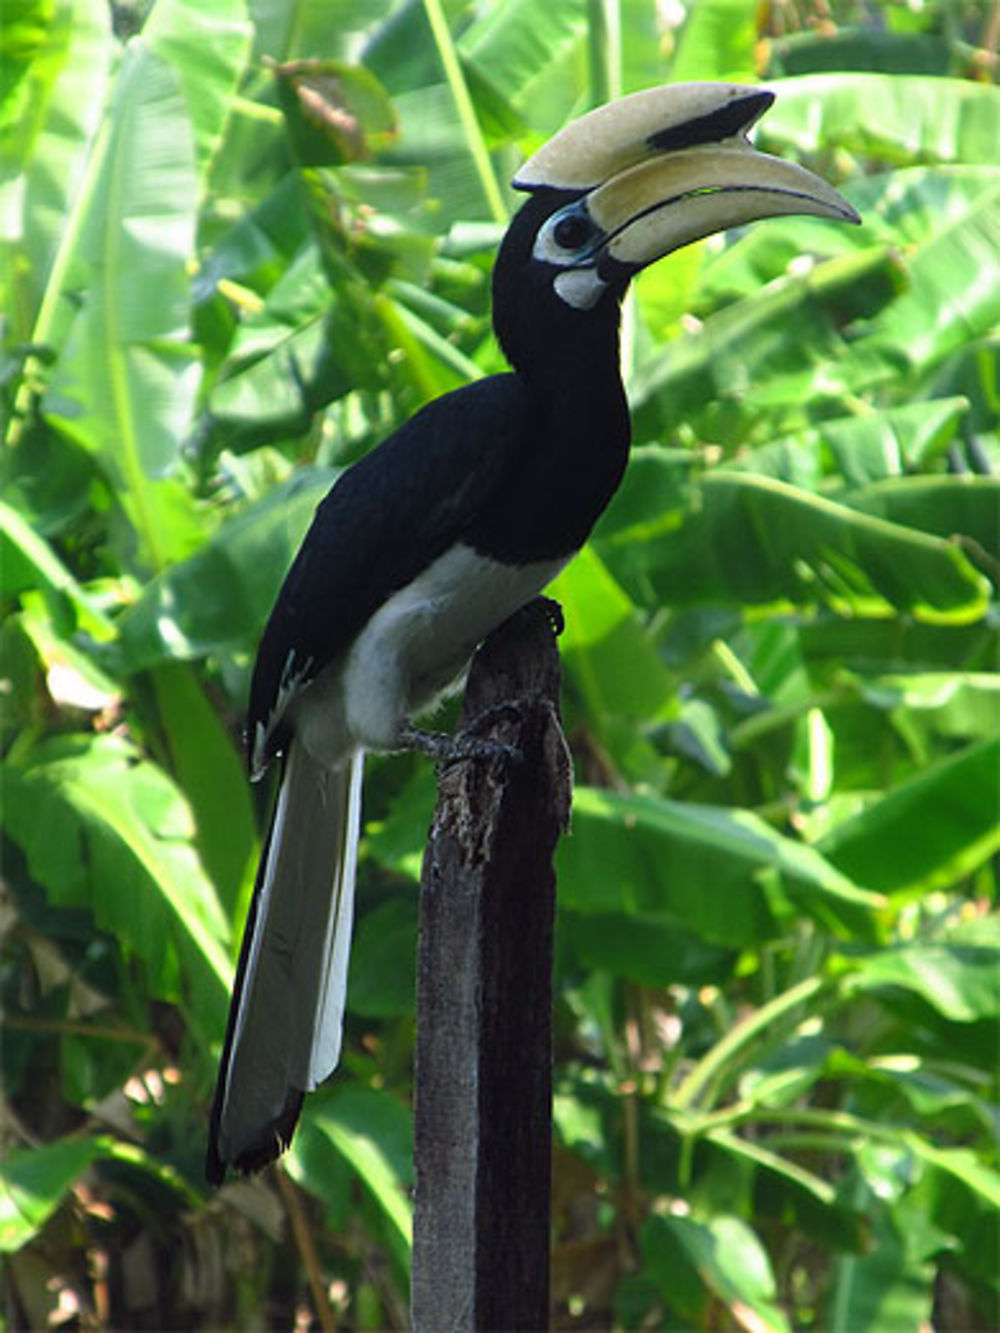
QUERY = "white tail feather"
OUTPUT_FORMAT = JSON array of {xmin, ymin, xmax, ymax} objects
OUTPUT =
[
  {"xmin": 307, "ymin": 751, "xmax": 363, "ymax": 1083},
  {"xmin": 213, "ymin": 744, "xmax": 363, "ymax": 1168}
]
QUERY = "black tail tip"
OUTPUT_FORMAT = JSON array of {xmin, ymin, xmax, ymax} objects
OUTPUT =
[{"xmin": 204, "ymin": 1089, "xmax": 305, "ymax": 1186}]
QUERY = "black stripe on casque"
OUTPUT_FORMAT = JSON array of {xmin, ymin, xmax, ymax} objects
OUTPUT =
[{"xmin": 647, "ymin": 89, "xmax": 774, "ymax": 153}]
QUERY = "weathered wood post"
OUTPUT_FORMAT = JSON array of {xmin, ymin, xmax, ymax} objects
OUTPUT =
[{"xmin": 411, "ymin": 598, "xmax": 572, "ymax": 1332}]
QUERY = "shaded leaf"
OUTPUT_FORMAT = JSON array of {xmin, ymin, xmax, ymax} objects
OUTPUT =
[
  {"xmin": 560, "ymin": 786, "xmax": 882, "ymax": 947},
  {"xmin": 348, "ymin": 895, "xmax": 418, "ymax": 1018},
  {"xmin": 0, "ymin": 497, "xmax": 113, "ymax": 640},
  {"xmin": 704, "ymin": 1129, "xmax": 862, "ymax": 1253},
  {"xmin": 151, "ymin": 662, "xmax": 256, "ymax": 913},
  {"xmin": 800, "ymin": 615, "xmax": 998, "ymax": 676},
  {"xmin": 768, "ymin": 28, "xmax": 959, "ymax": 80},
  {"xmin": 908, "ymin": 1141, "xmax": 1000, "ymax": 1285},
  {"xmin": 3, "ymin": 735, "xmax": 232, "ymax": 1022},
  {"xmin": 560, "ymin": 910, "xmax": 734, "ymax": 988},
  {"xmin": 826, "ymin": 1197, "xmax": 934, "ymax": 1333},
  {"xmin": 599, "ymin": 467, "xmax": 990, "ymax": 623},
  {"xmin": 116, "ymin": 468, "xmax": 331, "ymax": 669},
  {"xmin": 842, "ymin": 476, "xmax": 1000, "ymax": 584},
  {"xmin": 848, "ymin": 945, "xmax": 1000, "ymax": 1024}
]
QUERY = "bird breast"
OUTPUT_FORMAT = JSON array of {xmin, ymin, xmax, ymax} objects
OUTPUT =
[{"xmin": 293, "ymin": 541, "xmax": 567, "ymax": 764}]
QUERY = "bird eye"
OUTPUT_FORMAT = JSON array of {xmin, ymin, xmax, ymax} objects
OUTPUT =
[
  {"xmin": 552, "ymin": 212, "xmax": 596, "ymax": 252},
  {"xmin": 533, "ymin": 203, "xmax": 602, "ymax": 269}
]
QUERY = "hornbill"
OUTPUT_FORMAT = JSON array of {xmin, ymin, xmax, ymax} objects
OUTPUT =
[{"xmin": 206, "ymin": 83, "xmax": 858, "ymax": 1183}]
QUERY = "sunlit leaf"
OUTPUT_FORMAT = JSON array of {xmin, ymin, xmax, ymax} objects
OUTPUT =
[
  {"xmin": 864, "ymin": 186, "xmax": 1000, "ymax": 377},
  {"xmin": 817, "ymin": 738, "xmax": 1000, "ymax": 896},
  {"xmin": 143, "ymin": 0, "xmax": 251, "ymax": 179},
  {"xmin": 765, "ymin": 74, "xmax": 1000, "ymax": 168},
  {"xmin": 642, "ymin": 1213, "xmax": 791, "ymax": 1333},
  {"xmin": 460, "ymin": 0, "xmax": 587, "ymax": 134},
  {"xmin": 0, "ymin": 0, "xmax": 114, "ymax": 345},
  {"xmin": 0, "ymin": 1136, "xmax": 104, "ymax": 1254},
  {"xmin": 252, "ymin": 0, "xmax": 396, "ymax": 64},
  {"xmin": 854, "ymin": 671, "xmax": 1000, "ymax": 742},
  {"xmin": 553, "ymin": 546, "xmax": 678, "ymax": 730},
  {"xmin": 5, "ymin": 7, "xmax": 999, "ymax": 1320},
  {"xmin": 631, "ymin": 247, "xmax": 905, "ymax": 439},
  {"xmin": 700, "ymin": 166, "xmax": 1000, "ymax": 303},
  {"xmin": 0, "ymin": 1135, "xmax": 196, "ymax": 1254},
  {"xmin": 42, "ymin": 41, "xmax": 200, "ymax": 566},
  {"xmin": 288, "ymin": 1083, "xmax": 413, "ymax": 1268},
  {"xmin": 669, "ymin": 0, "xmax": 757, "ymax": 83},
  {"xmin": 820, "ymin": 398, "xmax": 969, "ymax": 485}
]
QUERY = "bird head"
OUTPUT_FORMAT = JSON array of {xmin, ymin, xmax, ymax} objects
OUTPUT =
[{"xmin": 492, "ymin": 83, "xmax": 859, "ymax": 370}]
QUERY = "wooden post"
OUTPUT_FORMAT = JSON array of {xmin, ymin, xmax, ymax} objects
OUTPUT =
[{"xmin": 411, "ymin": 598, "xmax": 572, "ymax": 1333}]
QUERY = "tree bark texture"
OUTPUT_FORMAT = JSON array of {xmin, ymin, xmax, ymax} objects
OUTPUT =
[{"xmin": 411, "ymin": 598, "xmax": 572, "ymax": 1333}]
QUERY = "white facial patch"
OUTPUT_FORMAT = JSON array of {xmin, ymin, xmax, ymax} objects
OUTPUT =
[
  {"xmin": 530, "ymin": 202, "xmax": 609, "ymax": 308},
  {"xmin": 554, "ymin": 268, "xmax": 608, "ymax": 309}
]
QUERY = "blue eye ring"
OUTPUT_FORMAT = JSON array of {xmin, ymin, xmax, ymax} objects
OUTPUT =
[{"xmin": 534, "ymin": 202, "xmax": 603, "ymax": 267}]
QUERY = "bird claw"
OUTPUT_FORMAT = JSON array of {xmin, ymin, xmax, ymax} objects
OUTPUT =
[{"xmin": 399, "ymin": 713, "xmax": 524, "ymax": 771}]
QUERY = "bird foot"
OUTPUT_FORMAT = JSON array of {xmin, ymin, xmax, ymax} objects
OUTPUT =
[{"xmin": 399, "ymin": 712, "xmax": 523, "ymax": 770}]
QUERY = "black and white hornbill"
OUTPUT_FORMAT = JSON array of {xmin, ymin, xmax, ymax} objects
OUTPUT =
[{"xmin": 206, "ymin": 83, "xmax": 858, "ymax": 1182}]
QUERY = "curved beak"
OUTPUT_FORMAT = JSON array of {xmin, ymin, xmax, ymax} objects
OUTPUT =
[{"xmin": 514, "ymin": 84, "xmax": 859, "ymax": 271}]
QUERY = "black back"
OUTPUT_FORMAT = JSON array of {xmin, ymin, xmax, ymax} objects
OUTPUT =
[{"xmin": 250, "ymin": 190, "xmax": 633, "ymax": 769}]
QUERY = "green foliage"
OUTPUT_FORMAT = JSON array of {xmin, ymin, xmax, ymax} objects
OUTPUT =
[{"xmin": 2, "ymin": 0, "xmax": 997, "ymax": 1328}]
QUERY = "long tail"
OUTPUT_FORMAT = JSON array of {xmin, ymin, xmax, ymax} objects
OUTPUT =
[{"xmin": 206, "ymin": 744, "xmax": 364, "ymax": 1183}]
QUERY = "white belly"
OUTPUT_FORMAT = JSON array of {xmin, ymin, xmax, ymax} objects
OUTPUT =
[
  {"xmin": 295, "ymin": 543, "xmax": 566, "ymax": 762},
  {"xmin": 345, "ymin": 542, "xmax": 566, "ymax": 747}
]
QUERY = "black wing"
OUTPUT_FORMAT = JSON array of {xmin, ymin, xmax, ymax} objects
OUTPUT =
[{"xmin": 248, "ymin": 373, "xmax": 535, "ymax": 770}]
